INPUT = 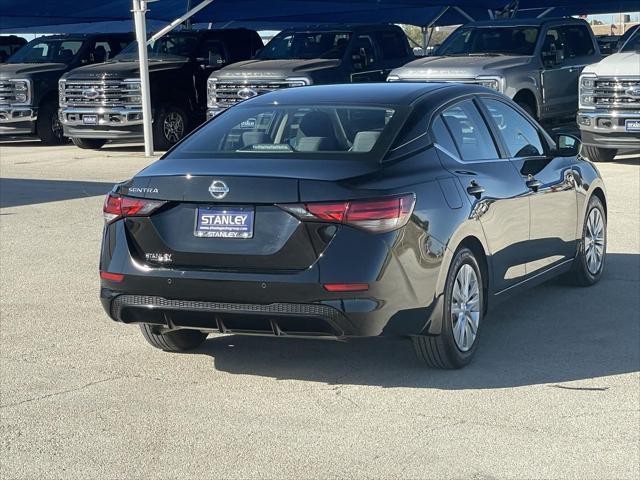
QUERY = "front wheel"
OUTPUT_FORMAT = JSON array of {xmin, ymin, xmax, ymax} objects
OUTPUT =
[
  {"xmin": 71, "ymin": 137, "xmax": 107, "ymax": 150},
  {"xmin": 582, "ymin": 145, "xmax": 617, "ymax": 162},
  {"xmin": 566, "ymin": 195, "xmax": 606, "ymax": 286},
  {"xmin": 139, "ymin": 324, "xmax": 207, "ymax": 352},
  {"xmin": 153, "ymin": 104, "xmax": 188, "ymax": 151},
  {"xmin": 412, "ymin": 247, "xmax": 484, "ymax": 369},
  {"xmin": 36, "ymin": 101, "xmax": 66, "ymax": 145}
]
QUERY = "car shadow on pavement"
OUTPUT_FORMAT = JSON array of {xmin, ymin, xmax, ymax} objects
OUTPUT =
[
  {"xmin": 0, "ymin": 178, "xmax": 115, "ymax": 208},
  {"xmin": 195, "ymin": 252, "xmax": 639, "ymax": 389}
]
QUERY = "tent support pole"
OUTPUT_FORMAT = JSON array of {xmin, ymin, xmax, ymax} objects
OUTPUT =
[
  {"xmin": 537, "ymin": 7, "xmax": 555, "ymax": 18},
  {"xmin": 132, "ymin": 0, "xmax": 154, "ymax": 156},
  {"xmin": 423, "ymin": 6, "xmax": 448, "ymax": 53},
  {"xmin": 452, "ymin": 6, "xmax": 474, "ymax": 23},
  {"xmin": 148, "ymin": 0, "xmax": 216, "ymax": 44}
]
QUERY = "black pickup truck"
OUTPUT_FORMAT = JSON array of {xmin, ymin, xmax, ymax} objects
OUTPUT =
[
  {"xmin": 59, "ymin": 29, "xmax": 263, "ymax": 150},
  {"xmin": 0, "ymin": 33, "xmax": 132, "ymax": 143},
  {"xmin": 207, "ymin": 24, "xmax": 414, "ymax": 116}
]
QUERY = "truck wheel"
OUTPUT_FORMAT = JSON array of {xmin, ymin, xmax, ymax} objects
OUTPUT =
[
  {"xmin": 139, "ymin": 324, "xmax": 207, "ymax": 352},
  {"xmin": 71, "ymin": 138, "xmax": 107, "ymax": 150},
  {"xmin": 36, "ymin": 101, "xmax": 66, "ymax": 145},
  {"xmin": 582, "ymin": 145, "xmax": 617, "ymax": 162},
  {"xmin": 566, "ymin": 195, "xmax": 606, "ymax": 286},
  {"xmin": 412, "ymin": 247, "xmax": 484, "ymax": 369},
  {"xmin": 153, "ymin": 105, "xmax": 188, "ymax": 151}
]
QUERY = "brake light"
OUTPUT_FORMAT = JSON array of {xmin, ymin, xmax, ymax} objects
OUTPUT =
[
  {"xmin": 100, "ymin": 271, "xmax": 124, "ymax": 282},
  {"xmin": 103, "ymin": 193, "xmax": 166, "ymax": 223},
  {"xmin": 323, "ymin": 283, "xmax": 369, "ymax": 292},
  {"xmin": 282, "ymin": 194, "xmax": 415, "ymax": 233}
]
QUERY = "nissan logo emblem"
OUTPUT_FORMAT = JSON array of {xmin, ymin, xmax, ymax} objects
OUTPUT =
[
  {"xmin": 208, "ymin": 180, "xmax": 229, "ymax": 199},
  {"xmin": 237, "ymin": 87, "xmax": 258, "ymax": 100}
]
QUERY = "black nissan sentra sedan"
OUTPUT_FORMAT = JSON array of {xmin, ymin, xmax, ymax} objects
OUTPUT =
[{"xmin": 99, "ymin": 83, "xmax": 607, "ymax": 369}]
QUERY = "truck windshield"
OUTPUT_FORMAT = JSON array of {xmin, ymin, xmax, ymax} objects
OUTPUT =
[
  {"xmin": 7, "ymin": 38, "xmax": 86, "ymax": 64},
  {"xmin": 115, "ymin": 34, "xmax": 199, "ymax": 61},
  {"xmin": 258, "ymin": 32, "xmax": 352, "ymax": 60},
  {"xmin": 170, "ymin": 104, "xmax": 405, "ymax": 161},
  {"xmin": 437, "ymin": 26, "xmax": 540, "ymax": 56},
  {"xmin": 620, "ymin": 29, "xmax": 640, "ymax": 52}
]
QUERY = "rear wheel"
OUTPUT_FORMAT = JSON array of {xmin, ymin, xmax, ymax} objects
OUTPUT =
[
  {"xmin": 153, "ymin": 104, "xmax": 188, "ymax": 151},
  {"xmin": 582, "ymin": 145, "xmax": 617, "ymax": 162},
  {"xmin": 36, "ymin": 100, "xmax": 66, "ymax": 145},
  {"xmin": 71, "ymin": 137, "xmax": 107, "ymax": 150},
  {"xmin": 412, "ymin": 247, "xmax": 484, "ymax": 369},
  {"xmin": 139, "ymin": 324, "xmax": 207, "ymax": 352},
  {"xmin": 566, "ymin": 195, "xmax": 606, "ymax": 286}
]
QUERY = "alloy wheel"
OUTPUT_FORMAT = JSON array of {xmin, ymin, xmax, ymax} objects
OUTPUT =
[
  {"xmin": 584, "ymin": 207, "xmax": 605, "ymax": 275},
  {"xmin": 163, "ymin": 111, "xmax": 185, "ymax": 144},
  {"xmin": 451, "ymin": 264, "xmax": 480, "ymax": 352}
]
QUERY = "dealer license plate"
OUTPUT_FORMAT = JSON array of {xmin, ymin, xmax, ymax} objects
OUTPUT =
[
  {"xmin": 82, "ymin": 115, "xmax": 98, "ymax": 125},
  {"xmin": 625, "ymin": 119, "xmax": 640, "ymax": 132},
  {"xmin": 194, "ymin": 206, "xmax": 254, "ymax": 239}
]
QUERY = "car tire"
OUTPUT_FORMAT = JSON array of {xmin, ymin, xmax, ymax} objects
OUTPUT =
[
  {"xmin": 36, "ymin": 100, "xmax": 67, "ymax": 145},
  {"xmin": 153, "ymin": 104, "xmax": 188, "ymax": 151},
  {"xmin": 582, "ymin": 145, "xmax": 617, "ymax": 162},
  {"xmin": 566, "ymin": 195, "xmax": 606, "ymax": 286},
  {"xmin": 71, "ymin": 138, "xmax": 107, "ymax": 150},
  {"xmin": 412, "ymin": 247, "xmax": 484, "ymax": 369},
  {"xmin": 139, "ymin": 324, "xmax": 207, "ymax": 352}
]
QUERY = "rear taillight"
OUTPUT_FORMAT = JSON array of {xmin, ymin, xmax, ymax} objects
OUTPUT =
[
  {"xmin": 103, "ymin": 193, "xmax": 166, "ymax": 224},
  {"xmin": 281, "ymin": 194, "xmax": 415, "ymax": 233}
]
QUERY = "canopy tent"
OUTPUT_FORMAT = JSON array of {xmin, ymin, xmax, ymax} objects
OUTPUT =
[{"xmin": 1, "ymin": 0, "xmax": 638, "ymax": 31}]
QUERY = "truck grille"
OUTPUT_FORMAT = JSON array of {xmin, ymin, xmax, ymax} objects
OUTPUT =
[
  {"xmin": 209, "ymin": 80, "xmax": 305, "ymax": 109},
  {"xmin": 594, "ymin": 77, "xmax": 640, "ymax": 109},
  {"xmin": 60, "ymin": 79, "xmax": 140, "ymax": 107},
  {"xmin": 0, "ymin": 80, "xmax": 16, "ymax": 104}
]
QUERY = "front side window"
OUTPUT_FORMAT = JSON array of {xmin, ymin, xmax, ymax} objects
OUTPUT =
[
  {"xmin": 440, "ymin": 100, "xmax": 498, "ymax": 161},
  {"xmin": 374, "ymin": 31, "xmax": 408, "ymax": 60},
  {"xmin": 258, "ymin": 32, "xmax": 352, "ymax": 60},
  {"xmin": 559, "ymin": 25, "xmax": 595, "ymax": 58},
  {"xmin": 8, "ymin": 39, "xmax": 85, "ymax": 64},
  {"xmin": 437, "ymin": 26, "xmax": 540, "ymax": 56},
  {"xmin": 115, "ymin": 35, "xmax": 199, "ymax": 61},
  {"xmin": 170, "ymin": 104, "xmax": 402, "ymax": 160},
  {"xmin": 482, "ymin": 98, "xmax": 544, "ymax": 158}
]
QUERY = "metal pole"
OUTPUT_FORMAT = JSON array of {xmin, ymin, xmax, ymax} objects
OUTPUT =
[
  {"xmin": 132, "ymin": 0, "xmax": 154, "ymax": 156},
  {"xmin": 147, "ymin": 0, "xmax": 216, "ymax": 44}
]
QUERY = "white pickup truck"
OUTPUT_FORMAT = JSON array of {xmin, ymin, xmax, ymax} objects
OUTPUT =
[{"xmin": 577, "ymin": 27, "xmax": 640, "ymax": 161}]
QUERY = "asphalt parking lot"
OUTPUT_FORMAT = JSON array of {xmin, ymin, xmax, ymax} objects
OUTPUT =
[{"xmin": 1, "ymin": 141, "xmax": 639, "ymax": 479}]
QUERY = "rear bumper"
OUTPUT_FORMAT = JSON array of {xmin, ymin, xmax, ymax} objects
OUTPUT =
[{"xmin": 0, "ymin": 106, "xmax": 37, "ymax": 135}]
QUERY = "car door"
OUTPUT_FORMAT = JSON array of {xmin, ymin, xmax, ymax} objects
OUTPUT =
[
  {"xmin": 349, "ymin": 34, "xmax": 386, "ymax": 83},
  {"xmin": 433, "ymin": 98, "xmax": 531, "ymax": 293},
  {"xmin": 479, "ymin": 97, "xmax": 578, "ymax": 276}
]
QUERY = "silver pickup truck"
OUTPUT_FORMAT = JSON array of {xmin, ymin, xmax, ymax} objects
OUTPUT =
[{"xmin": 388, "ymin": 18, "xmax": 601, "ymax": 123}]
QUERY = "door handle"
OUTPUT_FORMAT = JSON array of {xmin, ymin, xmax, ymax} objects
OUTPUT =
[
  {"xmin": 526, "ymin": 178, "xmax": 543, "ymax": 191},
  {"xmin": 466, "ymin": 181, "xmax": 485, "ymax": 198}
]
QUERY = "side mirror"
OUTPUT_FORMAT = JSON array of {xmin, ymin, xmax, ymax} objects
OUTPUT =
[{"xmin": 555, "ymin": 134, "xmax": 581, "ymax": 157}]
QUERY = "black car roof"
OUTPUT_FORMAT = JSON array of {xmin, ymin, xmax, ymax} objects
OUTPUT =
[
  {"xmin": 241, "ymin": 82, "xmax": 485, "ymax": 108},
  {"xmin": 30, "ymin": 33, "xmax": 132, "ymax": 40},
  {"xmin": 278, "ymin": 24, "xmax": 402, "ymax": 33}
]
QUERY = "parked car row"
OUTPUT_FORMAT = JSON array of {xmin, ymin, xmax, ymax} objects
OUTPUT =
[{"xmin": 1, "ymin": 19, "xmax": 638, "ymax": 160}]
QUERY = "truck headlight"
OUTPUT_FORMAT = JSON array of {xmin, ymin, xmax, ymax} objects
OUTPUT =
[
  {"xmin": 475, "ymin": 76, "xmax": 504, "ymax": 92},
  {"xmin": 123, "ymin": 79, "xmax": 142, "ymax": 105},
  {"xmin": 207, "ymin": 77, "xmax": 217, "ymax": 108},
  {"xmin": 579, "ymin": 74, "xmax": 596, "ymax": 109},
  {"xmin": 9, "ymin": 79, "xmax": 31, "ymax": 105},
  {"xmin": 285, "ymin": 77, "xmax": 311, "ymax": 87}
]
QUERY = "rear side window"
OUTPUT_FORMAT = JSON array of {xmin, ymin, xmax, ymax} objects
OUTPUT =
[
  {"xmin": 431, "ymin": 116, "xmax": 459, "ymax": 158},
  {"xmin": 440, "ymin": 100, "xmax": 498, "ymax": 161},
  {"xmin": 481, "ymin": 98, "xmax": 544, "ymax": 158},
  {"xmin": 374, "ymin": 31, "xmax": 408, "ymax": 59}
]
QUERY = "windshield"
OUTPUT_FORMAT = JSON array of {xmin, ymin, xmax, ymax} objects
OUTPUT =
[
  {"xmin": 115, "ymin": 34, "xmax": 199, "ymax": 61},
  {"xmin": 170, "ymin": 104, "xmax": 403, "ymax": 160},
  {"xmin": 620, "ymin": 29, "xmax": 640, "ymax": 52},
  {"xmin": 7, "ymin": 38, "xmax": 86, "ymax": 64},
  {"xmin": 258, "ymin": 32, "xmax": 352, "ymax": 60},
  {"xmin": 437, "ymin": 26, "xmax": 540, "ymax": 56}
]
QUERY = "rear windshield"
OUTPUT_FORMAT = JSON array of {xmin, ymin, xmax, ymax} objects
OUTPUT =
[{"xmin": 169, "ymin": 104, "xmax": 405, "ymax": 161}]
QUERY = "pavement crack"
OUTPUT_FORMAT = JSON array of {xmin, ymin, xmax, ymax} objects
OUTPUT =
[
  {"xmin": 550, "ymin": 384, "xmax": 610, "ymax": 391},
  {"xmin": 1, "ymin": 375, "xmax": 128, "ymax": 409}
]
